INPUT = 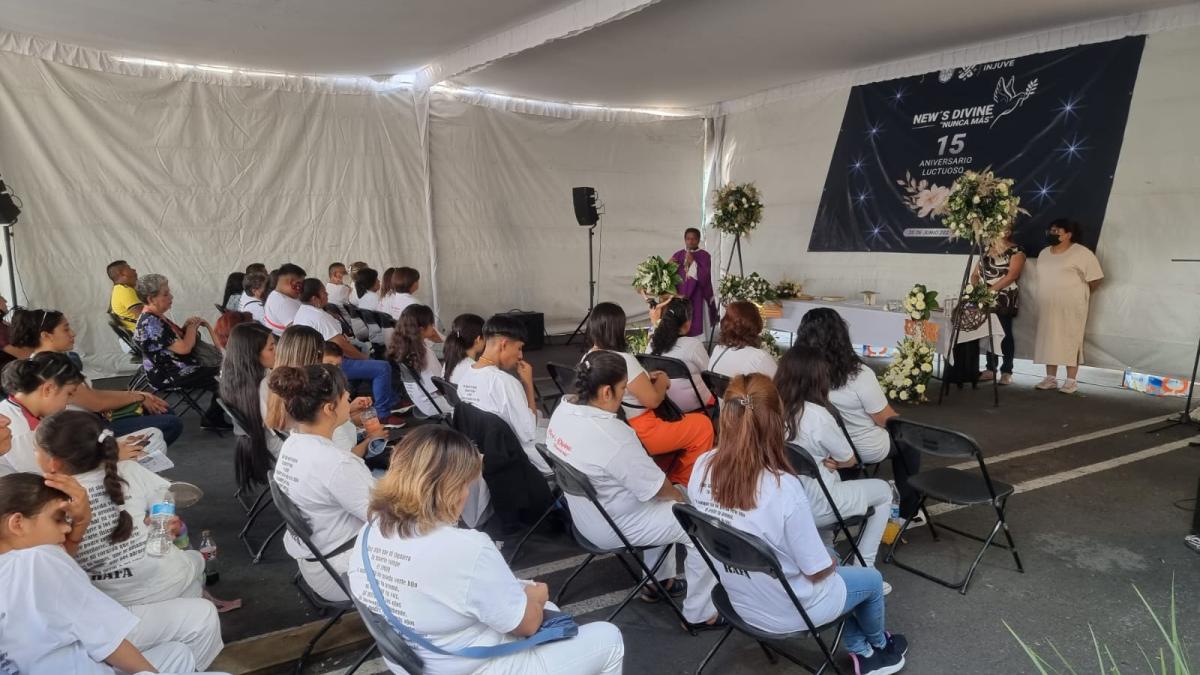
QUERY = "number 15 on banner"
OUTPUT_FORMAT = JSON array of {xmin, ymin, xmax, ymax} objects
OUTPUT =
[{"xmin": 937, "ymin": 133, "xmax": 966, "ymax": 156}]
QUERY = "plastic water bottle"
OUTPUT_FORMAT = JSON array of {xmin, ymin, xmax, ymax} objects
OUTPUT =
[
  {"xmin": 145, "ymin": 487, "xmax": 176, "ymax": 557},
  {"xmin": 199, "ymin": 530, "xmax": 220, "ymax": 586},
  {"xmin": 882, "ymin": 480, "xmax": 903, "ymax": 545}
]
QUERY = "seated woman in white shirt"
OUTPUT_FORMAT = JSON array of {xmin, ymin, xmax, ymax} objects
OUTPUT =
[
  {"xmin": 378, "ymin": 266, "xmax": 422, "ymax": 322},
  {"xmin": 646, "ymin": 297, "xmax": 712, "ymax": 412},
  {"xmin": 221, "ymin": 272, "xmax": 244, "ymax": 312},
  {"xmin": 587, "ymin": 303, "xmax": 713, "ymax": 488},
  {"xmin": 388, "ymin": 304, "xmax": 449, "ymax": 418},
  {"xmin": 688, "ymin": 374, "xmax": 908, "ymax": 675},
  {"xmin": 0, "ymin": 473, "xmax": 223, "ymax": 674},
  {"xmin": 34, "ymin": 411, "xmax": 226, "ymax": 668},
  {"xmin": 776, "ymin": 345, "xmax": 892, "ymax": 576},
  {"xmin": 354, "ymin": 267, "xmax": 382, "ymax": 312},
  {"xmin": 326, "ymin": 262, "xmax": 351, "ymax": 306},
  {"xmin": 348, "ymin": 425, "xmax": 624, "ymax": 675},
  {"xmin": 0, "ymin": 353, "xmax": 86, "ymax": 476},
  {"xmin": 239, "ymin": 271, "xmax": 269, "ymax": 323},
  {"xmin": 796, "ymin": 308, "xmax": 920, "ymax": 519},
  {"xmin": 547, "ymin": 351, "xmax": 721, "ymax": 631},
  {"xmin": 442, "ymin": 313, "xmax": 484, "ymax": 386},
  {"xmin": 709, "ymin": 301, "xmax": 778, "ymax": 378},
  {"xmin": 270, "ymin": 363, "xmax": 376, "ymax": 602},
  {"xmin": 219, "ymin": 323, "xmax": 281, "ymax": 493}
]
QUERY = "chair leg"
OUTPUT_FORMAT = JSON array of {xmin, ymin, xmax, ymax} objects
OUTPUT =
[
  {"xmin": 554, "ymin": 553, "xmax": 595, "ymax": 604},
  {"xmin": 250, "ymin": 522, "xmax": 286, "ymax": 564},
  {"xmin": 505, "ymin": 500, "xmax": 557, "ymax": 565},
  {"xmin": 695, "ymin": 625, "xmax": 734, "ymax": 675},
  {"xmin": 997, "ymin": 502, "xmax": 1024, "ymax": 573},
  {"xmin": 344, "ymin": 643, "xmax": 377, "ymax": 675},
  {"xmin": 757, "ymin": 640, "xmax": 779, "ymax": 664},
  {"xmin": 922, "ymin": 504, "xmax": 939, "ymax": 541},
  {"xmin": 295, "ymin": 609, "xmax": 345, "ymax": 674}
]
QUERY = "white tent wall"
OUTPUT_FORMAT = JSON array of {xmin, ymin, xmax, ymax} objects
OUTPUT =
[
  {"xmin": 717, "ymin": 24, "xmax": 1200, "ymax": 379},
  {"xmin": 428, "ymin": 93, "xmax": 704, "ymax": 333},
  {"xmin": 0, "ymin": 49, "xmax": 429, "ymax": 377}
]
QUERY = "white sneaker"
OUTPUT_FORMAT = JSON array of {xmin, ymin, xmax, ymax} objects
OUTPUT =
[
  {"xmin": 1035, "ymin": 377, "xmax": 1058, "ymax": 390},
  {"xmin": 1060, "ymin": 379, "xmax": 1079, "ymax": 394},
  {"xmin": 882, "ymin": 581, "xmax": 893, "ymax": 596}
]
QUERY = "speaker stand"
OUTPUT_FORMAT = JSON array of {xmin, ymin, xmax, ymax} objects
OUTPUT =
[{"xmin": 566, "ymin": 224, "xmax": 598, "ymax": 345}]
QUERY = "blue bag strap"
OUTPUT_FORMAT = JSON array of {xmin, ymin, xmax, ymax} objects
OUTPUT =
[{"xmin": 358, "ymin": 525, "xmax": 576, "ymax": 659}]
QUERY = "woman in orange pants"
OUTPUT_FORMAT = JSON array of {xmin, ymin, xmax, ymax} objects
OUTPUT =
[{"xmin": 586, "ymin": 302, "xmax": 714, "ymax": 486}]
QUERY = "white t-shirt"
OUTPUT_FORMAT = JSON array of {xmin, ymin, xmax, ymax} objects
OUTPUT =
[
  {"xmin": 347, "ymin": 524, "xmax": 528, "ymax": 675},
  {"xmin": 0, "ymin": 398, "xmax": 38, "ymax": 476},
  {"xmin": 401, "ymin": 344, "xmax": 447, "ymax": 418},
  {"xmin": 356, "ymin": 290, "xmax": 381, "ymax": 312},
  {"xmin": 792, "ymin": 403, "xmax": 857, "ymax": 502},
  {"xmin": 445, "ymin": 356, "xmax": 475, "ymax": 386},
  {"xmin": 263, "ymin": 291, "xmax": 301, "ymax": 335},
  {"xmin": 587, "ymin": 350, "xmax": 650, "ymax": 421},
  {"xmin": 239, "ymin": 292, "xmax": 265, "ymax": 322},
  {"xmin": 650, "ymin": 336, "xmax": 712, "ymax": 411},
  {"xmin": 709, "ymin": 345, "xmax": 778, "ymax": 379},
  {"xmin": 274, "ymin": 432, "xmax": 375, "ymax": 561},
  {"xmin": 294, "ymin": 304, "xmax": 343, "ymax": 341},
  {"xmin": 828, "ymin": 364, "xmax": 890, "ymax": 460},
  {"xmin": 546, "ymin": 399, "xmax": 665, "ymax": 540},
  {"xmin": 0, "ymin": 545, "xmax": 140, "ymax": 675},
  {"xmin": 457, "ymin": 364, "xmax": 549, "ymax": 474},
  {"xmin": 326, "ymin": 282, "xmax": 351, "ymax": 306},
  {"xmin": 73, "ymin": 462, "xmax": 202, "ymax": 606},
  {"xmin": 688, "ymin": 451, "xmax": 847, "ymax": 630},
  {"xmin": 379, "ymin": 292, "xmax": 417, "ymax": 321}
]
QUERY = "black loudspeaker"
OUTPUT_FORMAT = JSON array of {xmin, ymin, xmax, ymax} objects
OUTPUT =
[
  {"xmin": 498, "ymin": 310, "xmax": 545, "ymax": 351},
  {"xmin": 572, "ymin": 187, "xmax": 598, "ymax": 226}
]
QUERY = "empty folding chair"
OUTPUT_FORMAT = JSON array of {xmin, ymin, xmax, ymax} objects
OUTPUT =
[
  {"xmin": 351, "ymin": 597, "xmax": 425, "ymax": 674},
  {"xmin": 883, "ymin": 418, "xmax": 1023, "ymax": 594},
  {"xmin": 636, "ymin": 353, "xmax": 712, "ymax": 415},
  {"xmin": 672, "ymin": 503, "xmax": 848, "ymax": 675},
  {"xmin": 268, "ymin": 473, "xmax": 375, "ymax": 674},
  {"xmin": 431, "ymin": 375, "xmax": 460, "ymax": 407},
  {"xmin": 544, "ymin": 361, "xmax": 578, "ymax": 412},
  {"xmin": 541, "ymin": 446, "xmax": 693, "ymax": 630},
  {"xmin": 785, "ymin": 443, "xmax": 871, "ymax": 567}
]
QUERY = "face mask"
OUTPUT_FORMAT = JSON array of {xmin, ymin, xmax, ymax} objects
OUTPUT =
[{"xmin": 1046, "ymin": 232, "xmax": 1061, "ymax": 245}]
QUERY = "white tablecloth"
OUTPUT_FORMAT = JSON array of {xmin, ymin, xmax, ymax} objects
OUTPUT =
[{"xmin": 768, "ymin": 299, "xmax": 1003, "ymax": 359}]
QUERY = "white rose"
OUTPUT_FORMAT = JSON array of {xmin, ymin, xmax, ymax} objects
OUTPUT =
[
  {"xmin": 903, "ymin": 378, "xmax": 912, "ymax": 386},
  {"xmin": 916, "ymin": 384, "xmax": 926, "ymax": 394},
  {"xmin": 911, "ymin": 368, "xmax": 920, "ymax": 375},
  {"xmin": 910, "ymin": 311, "xmax": 921, "ymax": 319},
  {"xmin": 919, "ymin": 346, "xmax": 930, "ymax": 355},
  {"xmin": 972, "ymin": 196, "xmax": 980, "ymax": 204},
  {"xmin": 889, "ymin": 390, "xmax": 897, "ymax": 399},
  {"xmin": 998, "ymin": 183, "xmax": 1009, "ymax": 194},
  {"xmin": 922, "ymin": 362, "xmax": 933, "ymax": 373},
  {"xmin": 916, "ymin": 299, "xmax": 926, "ymax": 310},
  {"xmin": 899, "ymin": 390, "xmax": 910, "ymax": 400}
]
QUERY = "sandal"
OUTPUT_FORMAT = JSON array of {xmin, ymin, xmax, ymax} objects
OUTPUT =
[
  {"xmin": 640, "ymin": 577, "xmax": 687, "ymax": 604},
  {"xmin": 682, "ymin": 615, "xmax": 729, "ymax": 633},
  {"xmin": 978, "ymin": 370, "xmax": 995, "ymax": 382}
]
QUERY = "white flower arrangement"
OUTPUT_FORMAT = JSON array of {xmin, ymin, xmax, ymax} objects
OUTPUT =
[
  {"xmin": 759, "ymin": 329, "xmax": 782, "ymax": 359},
  {"xmin": 901, "ymin": 284, "xmax": 940, "ymax": 321},
  {"xmin": 625, "ymin": 327, "xmax": 650, "ymax": 355},
  {"xmin": 718, "ymin": 272, "xmax": 779, "ymax": 305},
  {"xmin": 960, "ymin": 282, "xmax": 999, "ymax": 312},
  {"xmin": 632, "ymin": 256, "xmax": 683, "ymax": 297},
  {"xmin": 774, "ymin": 279, "xmax": 804, "ymax": 300},
  {"xmin": 941, "ymin": 168, "xmax": 1028, "ymax": 245},
  {"xmin": 879, "ymin": 336, "xmax": 935, "ymax": 404},
  {"xmin": 711, "ymin": 182, "xmax": 764, "ymax": 237}
]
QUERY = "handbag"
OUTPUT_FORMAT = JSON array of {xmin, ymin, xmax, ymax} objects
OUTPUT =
[
  {"xmin": 191, "ymin": 339, "xmax": 223, "ymax": 368},
  {"xmin": 359, "ymin": 526, "xmax": 578, "ymax": 658}
]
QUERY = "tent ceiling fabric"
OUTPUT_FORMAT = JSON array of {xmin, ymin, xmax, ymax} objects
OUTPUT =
[{"xmin": 0, "ymin": 0, "xmax": 1188, "ymax": 108}]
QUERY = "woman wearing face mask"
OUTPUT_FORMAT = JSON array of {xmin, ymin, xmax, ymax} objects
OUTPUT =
[
  {"xmin": 1033, "ymin": 219, "xmax": 1103, "ymax": 394},
  {"xmin": 971, "ymin": 227, "xmax": 1026, "ymax": 385}
]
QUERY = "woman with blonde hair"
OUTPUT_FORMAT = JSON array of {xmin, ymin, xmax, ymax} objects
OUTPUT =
[
  {"xmin": 688, "ymin": 374, "xmax": 908, "ymax": 675},
  {"xmin": 348, "ymin": 425, "xmax": 625, "ymax": 674}
]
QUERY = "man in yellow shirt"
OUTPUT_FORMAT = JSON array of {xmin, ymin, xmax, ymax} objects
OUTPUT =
[{"xmin": 106, "ymin": 260, "xmax": 142, "ymax": 331}]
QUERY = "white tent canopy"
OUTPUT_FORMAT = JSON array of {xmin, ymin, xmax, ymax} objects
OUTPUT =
[{"xmin": 0, "ymin": 0, "xmax": 1198, "ymax": 378}]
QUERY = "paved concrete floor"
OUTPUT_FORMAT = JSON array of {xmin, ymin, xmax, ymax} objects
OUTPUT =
[{"xmin": 132, "ymin": 343, "xmax": 1200, "ymax": 674}]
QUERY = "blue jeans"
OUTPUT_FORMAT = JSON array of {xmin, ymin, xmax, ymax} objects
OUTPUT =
[
  {"xmin": 986, "ymin": 313, "xmax": 1016, "ymax": 374},
  {"xmin": 110, "ymin": 413, "xmax": 184, "ymax": 446},
  {"xmin": 836, "ymin": 566, "xmax": 887, "ymax": 656},
  {"xmin": 340, "ymin": 358, "xmax": 397, "ymax": 419}
]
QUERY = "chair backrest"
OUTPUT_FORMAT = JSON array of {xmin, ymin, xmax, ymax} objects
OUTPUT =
[
  {"xmin": 375, "ymin": 311, "xmax": 396, "ymax": 329},
  {"xmin": 396, "ymin": 362, "xmax": 449, "ymax": 416},
  {"xmin": 322, "ymin": 304, "xmax": 355, "ymax": 336},
  {"xmin": 783, "ymin": 442, "xmax": 820, "ymax": 480},
  {"xmin": 545, "ymin": 362, "xmax": 577, "ymax": 397},
  {"xmin": 887, "ymin": 417, "xmax": 981, "ymax": 460},
  {"xmin": 636, "ymin": 353, "xmax": 691, "ymax": 380},
  {"xmin": 267, "ymin": 471, "xmax": 353, "ymax": 598},
  {"xmin": 826, "ymin": 405, "xmax": 865, "ymax": 466},
  {"xmin": 538, "ymin": 443, "xmax": 598, "ymax": 501},
  {"xmin": 358, "ymin": 309, "xmax": 381, "ymax": 327},
  {"xmin": 351, "ymin": 597, "xmax": 426, "ymax": 674},
  {"xmin": 216, "ymin": 399, "xmax": 250, "ymax": 438},
  {"xmin": 342, "ymin": 304, "xmax": 363, "ymax": 320},
  {"xmin": 213, "ymin": 303, "xmax": 226, "ymax": 315},
  {"xmin": 701, "ymin": 370, "xmax": 730, "ymax": 400},
  {"xmin": 431, "ymin": 376, "xmax": 460, "ymax": 407}
]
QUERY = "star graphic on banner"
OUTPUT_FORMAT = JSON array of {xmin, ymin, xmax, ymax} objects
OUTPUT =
[
  {"xmin": 848, "ymin": 155, "xmax": 867, "ymax": 174},
  {"xmin": 1056, "ymin": 133, "xmax": 1089, "ymax": 163},
  {"xmin": 854, "ymin": 188, "xmax": 873, "ymax": 206},
  {"xmin": 865, "ymin": 222, "xmax": 886, "ymax": 241},
  {"xmin": 1028, "ymin": 177, "xmax": 1059, "ymax": 205},
  {"xmin": 1054, "ymin": 93, "xmax": 1083, "ymax": 121},
  {"xmin": 889, "ymin": 85, "xmax": 908, "ymax": 106},
  {"xmin": 865, "ymin": 122, "xmax": 884, "ymax": 139}
]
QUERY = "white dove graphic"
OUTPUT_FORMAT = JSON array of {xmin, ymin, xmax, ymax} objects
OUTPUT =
[{"xmin": 990, "ymin": 76, "xmax": 1038, "ymax": 128}]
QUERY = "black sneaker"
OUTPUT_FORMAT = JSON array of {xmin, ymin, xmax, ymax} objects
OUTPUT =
[
  {"xmin": 850, "ymin": 641, "xmax": 905, "ymax": 675},
  {"xmin": 885, "ymin": 632, "xmax": 908, "ymax": 658},
  {"xmin": 640, "ymin": 577, "xmax": 686, "ymax": 604}
]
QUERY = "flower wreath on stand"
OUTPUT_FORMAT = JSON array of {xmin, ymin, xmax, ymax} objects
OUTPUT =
[
  {"xmin": 942, "ymin": 168, "xmax": 1027, "ymax": 245},
  {"xmin": 711, "ymin": 182, "xmax": 764, "ymax": 238}
]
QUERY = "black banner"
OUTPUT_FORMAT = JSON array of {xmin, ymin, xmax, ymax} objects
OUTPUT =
[{"xmin": 809, "ymin": 36, "xmax": 1145, "ymax": 255}]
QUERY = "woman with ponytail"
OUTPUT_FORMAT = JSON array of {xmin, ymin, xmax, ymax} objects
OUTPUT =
[
  {"xmin": 0, "ymin": 473, "xmax": 222, "ymax": 674},
  {"xmin": 546, "ymin": 351, "xmax": 721, "ymax": 631},
  {"xmin": 0, "ymin": 353, "xmax": 86, "ymax": 476},
  {"xmin": 219, "ymin": 322, "xmax": 279, "ymax": 491},
  {"xmin": 442, "ymin": 312, "xmax": 484, "ymax": 385},
  {"xmin": 688, "ymin": 374, "xmax": 908, "ymax": 675},
  {"xmin": 647, "ymin": 297, "xmax": 712, "ymax": 412},
  {"xmin": 270, "ymin": 364, "xmax": 375, "ymax": 602},
  {"xmin": 388, "ymin": 303, "xmax": 447, "ymax": 418}
]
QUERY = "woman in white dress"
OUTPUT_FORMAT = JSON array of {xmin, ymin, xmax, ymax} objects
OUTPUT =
[
  {"xmin": 646, "ymin": 297, "xmax": 712, "ymax": 412},
  {"xmin": 1033, "ymin": 219, "xmax": 1104, "ymax": 394}
]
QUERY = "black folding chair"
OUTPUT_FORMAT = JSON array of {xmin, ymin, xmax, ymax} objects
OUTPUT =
[
  {"xmin": 543, "ymin": 362, "xmax": 578, "ymax": 412},
  {"xmin": 218, "ymin": 400, "xmax": 285, "ymax": 564},
  {"xmin": 672, "ymin": 504, "xmax": 848, "ymax": 675},
  {"xmin": 540, "ymin": 445, "xmax": 693, "ymax": 631},
  {"xmin": 395, "ymin": 362, "xmax": 451, "ymax": 422},
  {"xmin": 785, "ymin": 443, "xmax": 872, "ymax": 567},
  {"xmin": 341, "ymin": 304, "xmax": 370, "ymax": 342},
  {"xmin": 883, "ymin": 418, "xmax": 1022, "ymax": 594},
  {"xmin": 700, "ymin": 370, "xmax": 730, "ymax": 422},
  {"xmin": 351, "ymin": 597, "xmax": 425, "ymax": 674},
  {"xmin": 636, "ymin": 353, "xmax": 712, "ymax": 415},
  {"xmin": 213, "ymin": 303, "xmax": 227, "ymax": 315},
  {"xmin": 268, "ymin": 473, "xmax": 375, "ymax": 674},
  {"xmin": 827, "ymin": 407, "xmax": 873, "ymax": 478},
  {"xmin": 358, "ymin": 308, "xmax": 387, "ymax": 348},
  {"xmin": 106, "ymin": 314, "xmax": 152, "ymax": 389},
  {"xmin": 323, "ymin": 303, "xmax": 356, "ymax": 337},
  {"xmin": 431, "ymin": 376, "xmax": 460, "ymax": 407}
]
